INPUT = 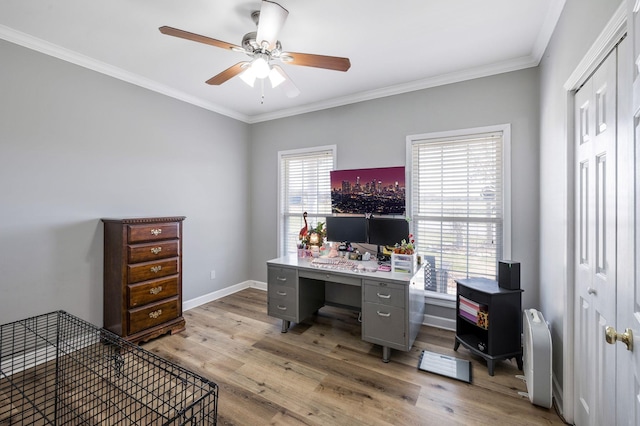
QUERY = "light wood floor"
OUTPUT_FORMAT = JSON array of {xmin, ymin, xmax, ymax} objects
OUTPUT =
[{"xmin": 142, "ymin": 288, "xmax": 567, "ymax": 426}]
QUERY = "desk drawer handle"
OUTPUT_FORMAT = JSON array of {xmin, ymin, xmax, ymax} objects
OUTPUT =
[
  {"xmin": 150, "ymin": 228, "xmax": 162, "ymax": 236},
  {"xmin": 150, "ymin": 247, "xmax": 162, "ymax": 255},
  {"xmin": 149, "ymin": 309, "xmax": 162, "ymax": 319},
  {"xmin": 149, "ymin": 286, "xmax": 163, "ymax": 295},
  {"xmin": 276, "ymin": 291, "xmax": 287, "ymax": 296},
  {"xmin": 376, "ymin": 311, "xmax": 391, "ymax": 317},
  {"xmin": 276, "ymin": 276, "xmax": 287, "ymax": 282},
  {"xmin": 376, "ymin": 292, "xmax": 391, "ymax": 299},
  {"xmin": 150, "ymin": 265, "xmax": 162, "ymax": 273},
  {"xmin": 277, "ymin": 305, "xmax": 287, "ymax": 311}
]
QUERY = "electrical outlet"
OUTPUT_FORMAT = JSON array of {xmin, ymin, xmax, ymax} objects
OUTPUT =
[{"xmin": 210, "ymin": 270, "xmax": 216, "ymax": 280}]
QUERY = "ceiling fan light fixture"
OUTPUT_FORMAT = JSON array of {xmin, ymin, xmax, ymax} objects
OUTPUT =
[
  {"xmin": 268, "ymin": 66, "xmax": 286, "ymax": 88},
  {"xmin": 239, "ymin": 67, "xmax": 257, "ymax": 87},
  {"xmin": 251, "ymin": 55, "xmax": 271, "ymax": 79}
]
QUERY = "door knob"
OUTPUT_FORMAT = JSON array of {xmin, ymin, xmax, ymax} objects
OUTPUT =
[{"xmin": 605, "ymin": 326, "xmax": 633, "ymax": 351}]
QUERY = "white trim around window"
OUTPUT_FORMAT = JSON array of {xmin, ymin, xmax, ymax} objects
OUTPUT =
[
  {"xmin": 277, "ymin": 145, "xmax": 337, "ymax": 257},
  {"xmin": 406, "ymin": 124, "xmax": 511, "ymax": 298}
]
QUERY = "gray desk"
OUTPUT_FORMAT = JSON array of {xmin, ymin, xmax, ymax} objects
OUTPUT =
[{"xmin": 266, "ymin": 255, "xmax": 425, "ymax": 362}]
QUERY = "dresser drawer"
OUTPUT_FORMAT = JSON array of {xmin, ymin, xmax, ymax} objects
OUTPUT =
[
  {"xmin": 127, "ymin": 222, "xmax": 180, "ymax": 244},
  {"xmin": 128, "ymin": 258, "xmax": 179, "ymax": 284},
  {"xmin": 128, "ymin": 240, "xmax": 179, "ymax": 263},
  {"xmin": 128, "ymin": 297, "xmax": 179, "ymax": 335},
  {"xmin": 363, "ymin": 280, "xmax": 405, "ymax": 308},
  {"xmin": 268, "ymin": 266, "xmax": 297, "ymax": 289},
  {"xmin": 128, "ymin": 276, "xmax": 179, "ymax": 308}
]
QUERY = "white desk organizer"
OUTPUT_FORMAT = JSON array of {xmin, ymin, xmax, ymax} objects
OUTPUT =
[{"xmin": 391, "ymin": 253, "xmax": 417, "ymax": 274}]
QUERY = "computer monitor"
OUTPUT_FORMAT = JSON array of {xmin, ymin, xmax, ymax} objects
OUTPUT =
[
  {"xmin": 367, "ymin": 217, "xmax": 409, "ymax": 246},
  {"xmin": 325, "ymin": 216, "xmax": 368, "ymax": 243}
]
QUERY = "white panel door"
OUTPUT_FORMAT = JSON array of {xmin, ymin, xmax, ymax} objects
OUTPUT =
[{"xmin": 573, "ymin": 47, "xmax": 618, "ymax": 426}]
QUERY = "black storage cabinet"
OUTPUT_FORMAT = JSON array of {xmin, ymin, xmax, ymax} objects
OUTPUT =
[{"xmin": 454, "ymin": 278, "xmax": 523, "ymax": 376}]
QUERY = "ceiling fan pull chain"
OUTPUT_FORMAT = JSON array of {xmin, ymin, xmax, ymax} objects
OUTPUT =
[{"xmin": 261, "ymin": 79, "xmax": 265, "ymax": 104}]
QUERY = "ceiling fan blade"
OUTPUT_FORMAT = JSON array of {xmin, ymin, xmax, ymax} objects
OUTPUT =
[
  {"xmin": 256, "ymin": 1, "xmax": 289, "ymax": 50},
  {"xmin": 280, "ymin": 52, "xmax": 351, "ymax": 72},
  {"xmin": 270, "ymin": 65, "xmax": 300, "ymax": 98},
  {"xmin": 206, "ymin": 62, "xmax": 250, "ymax": 85},
  {"xmin": 159, "ymin": 26, "xmax": 243, "ymax": 52}
]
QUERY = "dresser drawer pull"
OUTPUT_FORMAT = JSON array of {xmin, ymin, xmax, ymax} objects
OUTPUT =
[
  {"xmin": 276, "ymin": 290, "xmax": 287, "ymax": 296},
  {"xmin": 150, "ymin": 228, "xmax": 162, "ymax": 236},
  {"xmin": 149, "ymin": 309, "xmax": 162, "ymax": 319},
  {"xmin": 277, "ymin": 305, "xmax": 287, "ymax": 311},
  {"xmin": 150, "ymin": 247, "xmax": 162, "ymax": 255},
  {"xmin": 376, "ymin": 311, "xmax": 391, "ymax": 317},
  {"xmin": 376, "ymin": 292, "xmax": 391, "ymax": 299},
  {"xmin": 150, "ymin": 265, "xmax": 162, "ymax": 273},
  {"xmin": 276, "ymin": 276, "xmax": 287, "ymax": 282},
  {"xmin": 149, "ymin": 286, "xmax": 163, "ymax": 295}
]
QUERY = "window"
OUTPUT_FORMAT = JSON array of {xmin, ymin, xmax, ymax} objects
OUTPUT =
[
  {"xmin": 407, "ymin": 125, "xmax": 511, "ymax": 297},
  {"xmin": 278, "ymin": 145, "xmax": 336, "ymax": 256}
]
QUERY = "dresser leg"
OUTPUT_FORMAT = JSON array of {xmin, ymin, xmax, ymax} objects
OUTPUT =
[
  {"xmin": 281, "ymin": 320, "xmax": 290, "ymax": 333},
  {"xmin": 382, "ymin": 346, "xmax": 391, "ymax": 363}
]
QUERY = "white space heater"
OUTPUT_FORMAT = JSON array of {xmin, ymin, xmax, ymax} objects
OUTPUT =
[{"xmin": 517, "ymin": 309, "xmax": 552, "ymax": 408}]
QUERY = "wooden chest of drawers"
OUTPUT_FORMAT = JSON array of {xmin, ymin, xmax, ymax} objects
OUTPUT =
[{"xmin": 102, "ymin": 216, "xmax": 186, "ymax": 343}]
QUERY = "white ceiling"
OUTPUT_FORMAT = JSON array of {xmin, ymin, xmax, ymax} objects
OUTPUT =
[{"xmin": 0, "ymin": 0, "xmax": 565, "ymax": 123}]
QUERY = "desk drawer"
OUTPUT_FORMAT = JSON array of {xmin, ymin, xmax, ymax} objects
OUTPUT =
[
  {"xmin": 363, "ymin": 302, "xmax": 405, "ymax": 347},
  {"xmin": 268, "ymin": 297, "xmax": 296, "ymax": 322},
  {"xmin": 128, "ymin": 297, "xmax": 179, "ymax": 335},
  {"xmin": 268, "ymin": 266, "xmax": 297, "ymax": 289},
  {"xmin": 363, "ymin": 280, "xmax": 405, "ymax": 308},
  {"xmin": 268, "ymin": 283, "xmax": 297, "ymax": 304},
  {"xmin": 128, "ymin": 240, "xmax": 179, "ymax": 263},
  {"xmin": 299, "ymin": 270, "xmax": 361, "ymax": 286}
]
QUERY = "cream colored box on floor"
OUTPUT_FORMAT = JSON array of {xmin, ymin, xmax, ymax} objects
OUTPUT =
[{"xmin": 391, "ymin": 253, "xmax": 417, "ymax": 274}]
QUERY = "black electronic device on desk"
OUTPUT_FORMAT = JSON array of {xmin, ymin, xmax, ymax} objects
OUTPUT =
[
  {"xmin": 367, "ymin": 217, "xmax": 409, "ymax": 261},
  {"xmin": 326, "ymin": 216, "xmax": 368, "ymax": 245}
]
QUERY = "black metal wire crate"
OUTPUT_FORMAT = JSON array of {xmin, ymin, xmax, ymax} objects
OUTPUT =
[{"xmin": 0, "ymin": 311, "xmax": 218, "ymax": 425}]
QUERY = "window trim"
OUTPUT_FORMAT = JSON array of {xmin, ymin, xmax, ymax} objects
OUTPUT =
[
  {"xmin": 277, "ymin": 145, "xmax": 337, "ymax": 257},
  {"xmin": 406, "ymin": 124, "xmax": 511, "ymax": 298}
]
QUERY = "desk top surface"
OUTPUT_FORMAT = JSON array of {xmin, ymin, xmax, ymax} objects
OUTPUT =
[{"xmin": 267, "ymin": 254, "xmax": 420, "ymax": 283}]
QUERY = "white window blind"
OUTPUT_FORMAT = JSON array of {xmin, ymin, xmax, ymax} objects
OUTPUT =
[
  {"xmin": 410, "ymin": 131, "xmax": 505, "ymax": 296},
  {"xmin": 279, "ymin": 147, "xmax": 335, "ymax": 256}
]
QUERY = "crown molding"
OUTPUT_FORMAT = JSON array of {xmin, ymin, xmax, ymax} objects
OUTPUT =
[
  {"xmin": 0, "ymin": 25, "xmax": 250, "ymax": 123},
  {"xmin": 531, "ymin": 0, "xmax": 566, "ymax": 62},
  {"xmin": 247, "ymin": 55, "xmax": 539, "ymax": 123},
  {"xmin": 1, "ymin": 23, "xmax": 543, "ymax": 125}
]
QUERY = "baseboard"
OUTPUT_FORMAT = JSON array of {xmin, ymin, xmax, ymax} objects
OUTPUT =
[
  {"xmin": 552, "ymin": 374, "xmax": 564, "ymax": 418},
  {"xmin": 183, "ymin": 280, "xmax": 267, "ymax": 311},
  {"xmin": 423, "ymin": 314, "xmax": 455, "ymax": 331}
]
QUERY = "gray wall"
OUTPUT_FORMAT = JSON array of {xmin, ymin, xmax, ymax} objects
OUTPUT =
[
  {"xmin": 249, "ymin": 68, "xmax": 541, "ymax": 312},
  {"xmin": 538, "ymin": 0, "xmax": 623, "ymax": 401},
  {"xmin": 0, "ymin": 39, "xmax": 251, "ymax": 325}
]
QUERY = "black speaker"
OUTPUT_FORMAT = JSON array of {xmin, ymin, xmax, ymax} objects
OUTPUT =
[{"xmin": 498, "ymin": 260, "xmax": 520, "ymax": 290}]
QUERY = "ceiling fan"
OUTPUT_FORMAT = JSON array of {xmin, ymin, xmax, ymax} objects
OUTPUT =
[{"xmin": 159, "ymin": 0, "xmax": 351, "ymax": 98}]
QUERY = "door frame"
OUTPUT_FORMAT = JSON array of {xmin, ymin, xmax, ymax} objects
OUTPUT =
[{"xmin": 561, "ymin": 3, "xmax": 628, "ymax": 423}]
